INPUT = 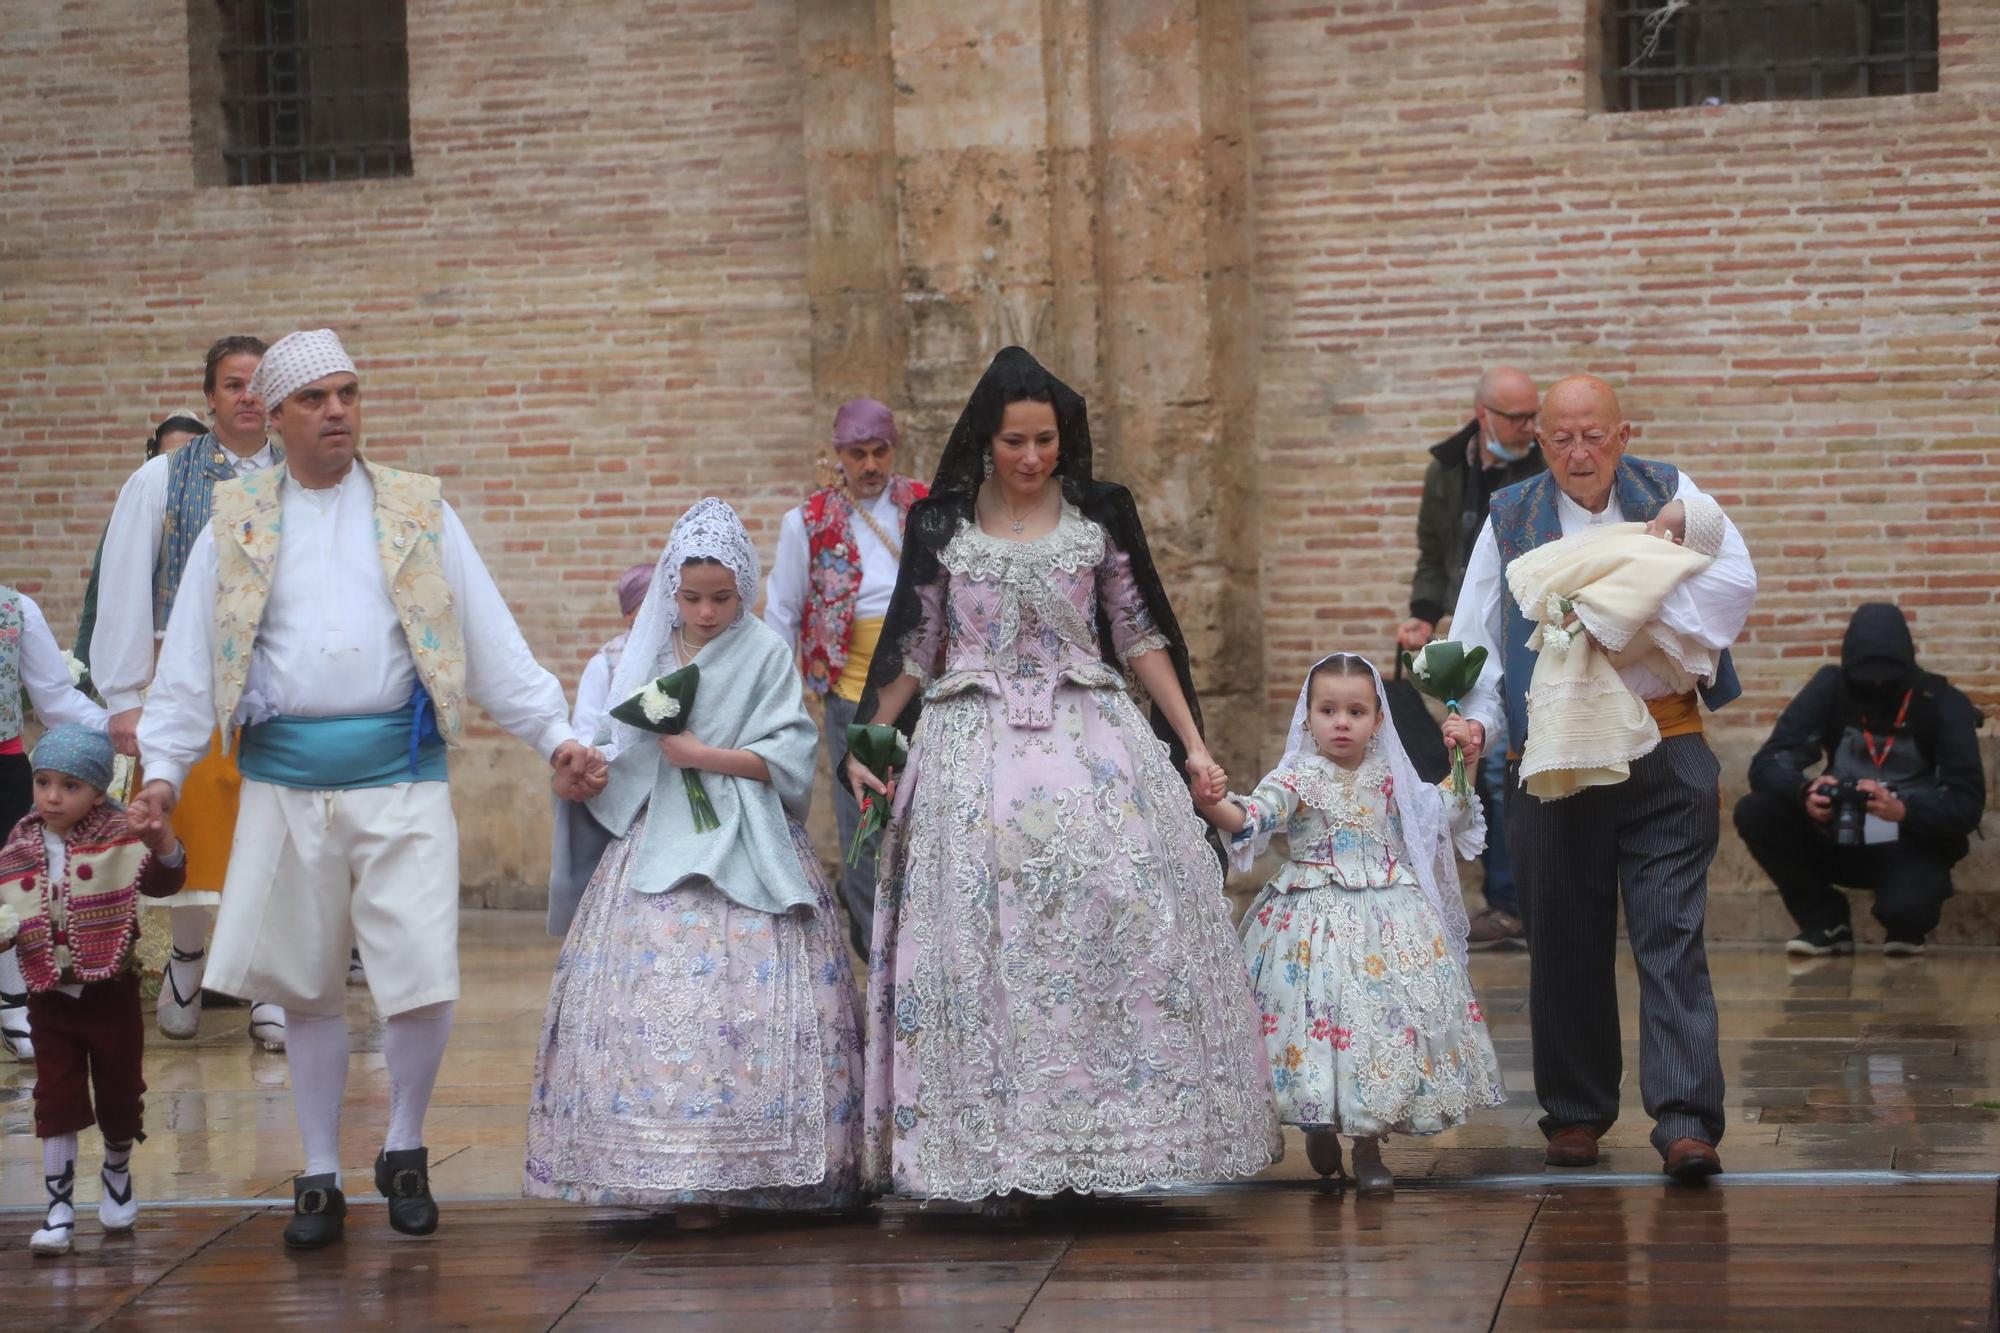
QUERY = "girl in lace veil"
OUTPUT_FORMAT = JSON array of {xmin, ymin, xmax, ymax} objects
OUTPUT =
[
  {"xmin": 847, "ymin": 348, "xmax": 1280, "ymax": 1211},
  {"xmin": 1196, "ymin": 653, "xmax": 1505, "ymax": 1197},
  {"xmin": 526, "ymin": 498, "xmax": 863, "ymax": 1217}
]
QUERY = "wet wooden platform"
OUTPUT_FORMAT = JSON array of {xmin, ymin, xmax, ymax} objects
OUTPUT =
[
  {"xmin": 4, "ymin": 911, "xmax": 1998, "ymax": 1328},
  {"xmin": 5, "ymin": 1181, "xmax": 1994, "ymax": 1330}
]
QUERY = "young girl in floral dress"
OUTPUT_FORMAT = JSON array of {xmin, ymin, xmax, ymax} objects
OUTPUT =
[{"xmin": 1196, "ymin": 653, "xmax": 1505, "ymax": 1197}]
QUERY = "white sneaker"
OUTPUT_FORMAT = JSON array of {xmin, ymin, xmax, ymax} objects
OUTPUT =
[
  {"xmin": 99, "ymin": 1164, "xmax": 137, "ymax": 1233},
  {"xmin": 156, "ymin": 948, "xmax": 205, "ymax": 1041},
  {"xmin": 248, "ymin": 1001, "xmax": 287, "ymax": 1052},
  {"xmin": 1, "ymin": 997, "xmax": 33, "ymax": 1062}
]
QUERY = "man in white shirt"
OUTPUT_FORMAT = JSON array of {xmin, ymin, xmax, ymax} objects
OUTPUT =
[
  {"xmin": 93, "ymin": 336, "xmax": 288, "ymax": 1050},
  {"xmin": 763, "ymin": 399, "xmax": 925, "ymax": 958},
  {"xmin": 128, "ymin": 329, "xmax": 606, "ymax": 1250},
  {"xmin": 1443, "ymin": 375, "xmax": 1758, "ymax": 1185}
]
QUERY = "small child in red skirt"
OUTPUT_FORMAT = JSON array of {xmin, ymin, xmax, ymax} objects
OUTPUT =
[{"xmin": 0, "ymin": 724, "xmax": 184, "ymax": 1255}]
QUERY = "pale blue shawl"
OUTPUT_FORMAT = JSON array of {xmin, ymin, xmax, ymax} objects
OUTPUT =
[{"xmin": 579, "ymin": 614, "xmax": 818, "ymax": 918}]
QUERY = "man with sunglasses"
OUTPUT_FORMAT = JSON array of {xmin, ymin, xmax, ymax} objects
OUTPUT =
[{"xmin": 1400, "ymin": 367, "xmax": 1544, "ymax": 950}]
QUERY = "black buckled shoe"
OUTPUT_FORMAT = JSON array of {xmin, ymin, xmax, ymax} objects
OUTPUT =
[
  {"xmin": 375, "ymin": 1148, "xmax": 438, "ymax": 1236},
  {"xmin": 282, "ymin": 1172, "xmax": 346, "ymax": 1250}
]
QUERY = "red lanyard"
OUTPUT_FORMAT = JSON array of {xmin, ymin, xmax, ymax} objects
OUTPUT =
[{"xmin": 1861, "ymin": 691, "xmax": 1911, "ymax": 770}]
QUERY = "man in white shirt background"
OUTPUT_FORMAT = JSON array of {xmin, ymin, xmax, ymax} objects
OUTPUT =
[
  {"xmin": 92, "ymin": 336, "xmax": 288, "ymax": 1051},
  {"xmin": 763, "ymin": 399, "xmax": 926, "ymax": 959}
]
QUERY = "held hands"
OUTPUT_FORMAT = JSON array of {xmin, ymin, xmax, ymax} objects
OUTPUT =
[
  {"xmin": 1643, "ymin": 500, "xmax": 1687, "ymax": 545},
  {"xmin": 109, "ymin": 708, "xmax": 143, "ymax": 758},
  {"xmin": 550, "ymin": 740, "xmax": 609, "ymax": 802},
  {"xmin": 1184, "ymin": 746, "xmax": 1227, "ymax": 806},
  {"xmin": 1395, "ymin": 618, "xmax": 1435, "ymax": 652},
  {"xmin": 1805, "ymin": 775, "xmax": 1836, "ymax": 824},
  {"xmin": 127, "ymin": 780, "xmax": 178, "ymax": 838},
  {"xmin": 1443, "ymin": 715, "xmax": 1485, "ymax": 766}
]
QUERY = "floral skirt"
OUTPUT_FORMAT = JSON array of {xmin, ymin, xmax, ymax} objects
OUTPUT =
[
  {"xmin": 524, "ymin": 816, "xmax": 863, "ymax": 1210},
  {"xmin": 1241, "ymin": 879, "xmax": 1505, "ymax": 1137},
  {"xmin": 863, "ymin": 683, "xmax": 1281, "ymax": 1200}
]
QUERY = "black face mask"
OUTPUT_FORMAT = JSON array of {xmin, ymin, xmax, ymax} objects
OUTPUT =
[{"xmin": 1847, "ymin": 677, "xmax": 1905, "ymax": 716}]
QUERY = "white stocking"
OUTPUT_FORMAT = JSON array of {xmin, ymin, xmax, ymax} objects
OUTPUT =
[
  {"xmin": 382, "ymin": 1001, "xmax": 454, "ymax": 1153},
  {"xmin": 168, "ymin": 904, "xmax": 212, "ymax": 955},
  {"xmin": 0, "ymin": 945, "xmax": 27, "ymax": 996},
  {"xmin": 40, "ymin": 1134, "xmax": 77, "ymax": 1234},
  {"xmin": 283, "ymin": 1009, "xmax": 350, "ymax": 1182}
]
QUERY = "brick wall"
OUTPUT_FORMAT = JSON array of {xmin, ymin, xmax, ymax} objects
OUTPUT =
[
  {"xmin": 3, "ymin": 0, "xmax": 1994, "ymax": 936},
  {"xmin": 0, "ymin": 0, "xmax": 822, "ymax": 888},
  {"xmin": 1247, "ymin": 0, "xmax": 2000, "ymax": 939}
]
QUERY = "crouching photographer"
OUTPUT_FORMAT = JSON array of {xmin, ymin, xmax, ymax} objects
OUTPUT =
[{"xmin": 1734, "ymin": 604, "xmax": 1985, "ymax": 958}]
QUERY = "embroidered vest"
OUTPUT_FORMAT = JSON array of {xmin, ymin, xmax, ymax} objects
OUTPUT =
[
  {"xmin": 0, "ymin": 588, "xmax": 23, "ymax": 744},
  {"xmin": 799, "ymin": 477, "xmax": 926, "ymax": 695},
  {"xmin": 0, "ymin": 804, "xmax": 150, "ymax": 989},
  {"xmin": 1489, "ymin": 457, "xmax": 1740, "ymax": 745},
  {"xmin": 207, "ymin": 462, "xmax": 468, "ymax": 749},
  {"xmin": 154, "ymin": 434, "xmax": 281, "ymax": 631}
]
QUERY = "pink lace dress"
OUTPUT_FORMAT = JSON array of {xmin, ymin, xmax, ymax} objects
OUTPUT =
[{"xmin": 862, "ymin": 506, "xmax": 1280, "ymax": 1200}]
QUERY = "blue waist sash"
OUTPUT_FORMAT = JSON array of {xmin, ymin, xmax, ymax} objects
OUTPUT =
[{"xmin": 238, "ymin": 689, "xmax": 446, "ymax": 790}]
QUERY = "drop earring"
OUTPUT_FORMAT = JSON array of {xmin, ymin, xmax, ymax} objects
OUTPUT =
[{"xmin": 982, "ymin": 451, "xmax": 995, "ymax": 478}]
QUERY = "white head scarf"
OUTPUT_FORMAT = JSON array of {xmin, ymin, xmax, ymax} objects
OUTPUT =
[
  {"xmin": 249, "ymin": 329, "xmax": 357, "ymax": 410},
  {"xmin": 606, "ymin": 497, "xmax": 761, "ymax": 757},
  {"xmin": 1279, "ymin": 653, "xmax": 1480, "ymax": 969}
]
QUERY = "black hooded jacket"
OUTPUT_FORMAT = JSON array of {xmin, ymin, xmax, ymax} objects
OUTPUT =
[{"xmin": 1746, "ymin": 603, "xmax": 1986, "ymax": 861}]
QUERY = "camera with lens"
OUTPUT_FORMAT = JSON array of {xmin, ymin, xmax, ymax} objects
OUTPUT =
[{"xmin": 1827, "ymin": 778, "xmax": 1875, "ymax": 847}]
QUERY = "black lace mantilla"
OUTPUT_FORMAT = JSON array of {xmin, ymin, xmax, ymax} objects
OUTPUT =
[{"xmin": 858, "ymin": 347, "xmax": 1204, "ymax": 772}]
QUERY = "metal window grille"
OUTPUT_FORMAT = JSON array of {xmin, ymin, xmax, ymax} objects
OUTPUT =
[
  {"xmin": 1604, "ymin": 0, "xmax": 1939, "ymax": 112},
  {"xmin": 216, "ymin": 0, "xmax": 412, "ymax": 186}
]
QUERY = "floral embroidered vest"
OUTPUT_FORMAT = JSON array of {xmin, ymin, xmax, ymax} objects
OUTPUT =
[
  {"xmin": 0, "ymin": 803, "xmax": 152, "ymax": 989},
  {"xmin": 154, "ymin": 434, "xmax": 282, "ymax": 631},
  {"xmin": 207, "ymin": 462, "xmax": 467, "ymax": 748},
  {"xmin": 0, "ymin": 588, "xmax": 23, "ymax": 744},
  {"xmin": 1489, "ymin": 457, "xmax": 1739, "ymax": 745},
  {"xmin": 799, "ymin": 477, "xmax": 925, "ymax": 695}
]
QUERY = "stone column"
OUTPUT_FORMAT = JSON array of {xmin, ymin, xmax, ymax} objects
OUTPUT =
[{"xmin": 798, "ymin": 0, "xmax": 1263, "ymax": 771}]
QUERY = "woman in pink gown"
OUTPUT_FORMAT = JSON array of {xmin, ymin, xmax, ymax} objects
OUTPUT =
[{"xmin": 848, "ymin": 347, "xmax": 1279, "ymax": 1206}]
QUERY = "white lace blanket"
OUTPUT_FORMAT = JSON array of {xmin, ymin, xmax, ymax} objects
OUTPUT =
[{"xmin": 1506, "ymin": 518, "xmax": 1717, "ymax": 799}]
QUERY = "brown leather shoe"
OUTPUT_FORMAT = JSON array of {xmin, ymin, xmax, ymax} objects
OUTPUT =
[
  {"xmin": 1466, "ymin": 908, "xmax": 1526, "ymax": 951},
  {"xmin": 1544, "ymin": 1124, "xmax": 1603, "ymax": 1167},
  {"xmin": 1662, "ymin": 1137, "xmax": 1722, "ymax": 1184}
]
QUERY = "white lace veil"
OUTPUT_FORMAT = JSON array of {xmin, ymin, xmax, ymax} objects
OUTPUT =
[
  {"xmin": 605, "ymin": 497, "xmax": 761, "ymax": 757},
  {"xmin": 1279, "ymin": 653, "xmax": 1479, "ymax": 969}
]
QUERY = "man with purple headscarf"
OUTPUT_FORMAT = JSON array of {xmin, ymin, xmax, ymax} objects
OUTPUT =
[{"xmin": 764, "ymin": 398, "xmax": 926, "ymax": 958}]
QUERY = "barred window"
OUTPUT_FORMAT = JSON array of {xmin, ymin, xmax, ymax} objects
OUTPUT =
[
  {"xmin": 212, "ymin": 0, "xmax": 412, "ymax": 186},
  {"xmin": 1603, "ymin": 0, "xmax": 1939, "ymax": 112}
]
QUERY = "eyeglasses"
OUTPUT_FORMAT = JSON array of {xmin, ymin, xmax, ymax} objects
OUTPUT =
[{"xmin": 1479, "ymin": 404, "xmax": 1538, "ymax": 428}]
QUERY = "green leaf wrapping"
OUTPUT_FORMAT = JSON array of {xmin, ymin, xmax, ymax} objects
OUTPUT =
[
  {"xmin": 843, "ymin": 723, "xmax": 907, "ymax": 866},
  {"xmin": 607, "ymin": 663, "xmax": 719, "ymax": 832}
]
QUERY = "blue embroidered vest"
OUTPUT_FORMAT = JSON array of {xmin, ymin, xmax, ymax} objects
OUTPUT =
[{"xmin": 1489, "ymin": 457, "xmax": 1740, "ymax": 745}]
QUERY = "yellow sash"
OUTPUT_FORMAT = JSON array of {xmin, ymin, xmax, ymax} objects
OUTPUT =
[
  {"xmin": 1646, "ymin": 691, "xmax": 1704, "ymax": 740},
  {"xmin": 833, "ymin": 617, "xmax": 885, "ymax": 704}
]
